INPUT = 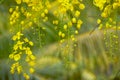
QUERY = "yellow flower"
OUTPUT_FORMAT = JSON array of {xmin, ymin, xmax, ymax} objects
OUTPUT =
[
  {"xmin": 72, "ymin": 18, "xmax": 77, "ymax": 23},
  {"xmin": 72, "ymin": 0, "xmax": 79, "ymax": 4},
  {"xmin": 23, "ymin": 73, "xmax": 30, "ymax": 80},
  {"xmin": 93, "ymin": 0, "xmax": 106, "ymax": 10},
  {"xmin": 10, "ymin": 21, "xmax": 13, "ymax": 25},
  {"xmin": 17, "ymin": 66, "xmax": 22, "ymax": 74},
  {"xmin": 12, "ymin": 35, "xmax": 18, "ymax": 41},
  {"xmin": 15, "ymin": 6, "xmax": 19, "ymax": 11},
  {"xmin": 13, "ymin": 44, "xmax": 19, "ymax": 50},
  {"xmin": 9, "ymin": 53, "xmax": 14, "ymax": 59},
  {"xmin": 76, "ymin": 20, "xmax": 83, "ymax": 29},
  {"xmin": 79, "ymin": 3, "xmax": 85, "ymax": 10},
  {"xmin": 20, "ymin": 21, "xmax": 24, "ymax": 25},
  {"xmin": 30, "ymin": 55, "xmax": 36, "ymax": 60},
  {"xmin": 10, "ymin": 63, "xmax": 16, "ymax": 74},
  {"xmin": 29, "ymin": 68, "xmax": 35, "ymax": 73},
  {"xmin": 97, "ymin": 19, "xmax": 101, "ymax": 24},
  {"xmin": 10, "ymin": 31, "xmax": 36, "ymax": 77},
  {"xmin": 23, "ymin": 0, "xmax": 29, "ymax": 3},
  {"xmin": 14, "ymin": 54, "xmax": 21, "ymax": 61},
  {"xmin": 24, "ymin": 38, "xmax": 29, "ymax": 42},
  {"xmin": 75, "ymin": 10, "xmax": 80, "ymax": 17},
  {"xmin": 16, "ymin": 0, "xmax": 21, "ymax": 4},
  {"xmin": 113, "ymin": 3, "xmax": 119, "ymax": 9},
  {"xmin": 9, "ymin": 8, "xmax": 13, "ymax": 13},
  {"xmin": 29, "ymin": 41, "xmax": 34, "ymax": 46},
  {"xmin": 14, "ymin": 41, "xmax": 24, "ymax": 50},
  {"xmin": 60, "ymin": 7, "xmax": 67, "ymax": 14},
  {"xmin": 41, "ymin": 13, "xmax": 45, "ymax": 17},
  {"xmin": 72, "ymin": 37, "xmax": 75, "ymax": 41},
  {"xmin": 53, "ymin": 20, "xmax": 59, "ymax": 25},
  {"xmin": 77, "ymin": 24, "xmax": 81, "ymax": 29},
  {"xmin": 60, "ymin": 39, "xmax": 65, "ymax": 43},
  {"xmin": 61, "ymin": 33, "xmax": 65, "ymax": 38},
  {"xmin": 44, "ymin": 9, "xmax": 48, "ymax": 14},
  {"xmin": 75, "ymin": 30, "xmax": 78, "ymax": 34},
  {"xmin": 63, "ymin": 24, "xmax": 67, "ymax": 30},
  {"xmin": 77, "ymin": 19, "xmax": 83, "ymax": 24},
  {"xmin": 12, "ymin": 32, "xmax": 23, "ymax": 41},
  {"xmin": 58, "ymin": 31, "xmax": 62, "ymax": 36},
  {"xmin": 26, "ymin": 47, "xmax": 32, "ymax": 55},
  {"xmin": 71, "ymin": 35, "xmax": 75, "ymax": 41},
  {"xmin": 67, "ymin": 21, "xmax": 72, "ymax": 27},
  {"xmin": 101, "ymin": 12, "xmax": 107, "ymax": 18},
  {"xmin": 17, "ymin": 40, "xmax": 24, "ymax": 44},
  {"xmin": 26, "ymin": 12, "xmax": 32, "ymax": 18}
]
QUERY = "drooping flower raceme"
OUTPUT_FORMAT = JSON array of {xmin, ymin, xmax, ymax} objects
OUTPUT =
[
  {"xmin": 9, "ymin": 0, "xmax": 85, "ymax": 78},
  {"xmin": 9, "ymin": 31, "xmax": 36, "ymax": 80},
  {"xmin": 93, "ymin": 0, "xmax": 120, "ymax": 61}
]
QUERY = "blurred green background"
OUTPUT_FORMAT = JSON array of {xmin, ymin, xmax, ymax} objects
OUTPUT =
[{"xmin": 0, "ymin": 0, "xmax": 120, "ymax": 80}]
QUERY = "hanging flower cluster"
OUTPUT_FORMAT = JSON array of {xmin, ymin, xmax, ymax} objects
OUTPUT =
[
  {"xmin": 9, "ymin": 0, "xmax": 85, "ymax": 79},
  {"xmin": 93, "ymin": 0, "xmax": 120, "ymax": 34},
  {"xmin": 9, "ymin": 0, "xmax": 85, "ymax": 43},
  {"xmin": 93, "ymin": 0, "xmax": 120, "ymax": 62},
  {"xmin": 9, "ymin": 31, "xmax": 35, "ymax": 80},
  {"xmin": 51, "ymin": 0, "xmax": 85, "ymax": 43},
  {"xmin": 48, "ymin": 0, "xmax": 85, "ymax": 68}
]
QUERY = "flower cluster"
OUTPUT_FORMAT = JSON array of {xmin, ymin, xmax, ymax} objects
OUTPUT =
[
  {"xmin": 93, "ymin": 0, "xmax": 120, "ymax": 32},
  {"xmin": 9, "ymin": 6, "xmax": 20, "ymax": 25},
  {"xmin": 94, "ymin": 0, "xmax": 120, "ymax": 18},
  {"xmin": 94, "ymin": 0, "xmax": 119, "ymax": 18},
  {"xmin": 9, "ymin": 0, "xmax": 85, "ymax": 78},
  {"xmin": 9, "ymin": 31, "xmax": 35, "ymax": 80},
  {"xmin": 93, "ymin": 0, "xmax": 120, "ymax": 61},
  {"xmin": 51, "ymin": 0, "xmax": 85, "ymax": 43},
  {"xmin": 9, "ymin": 0, "xmax": 85, "ymax": 44},
  {"xmin": 46, "ymin": 0, "xmax": 85, "ymax": 67},
  {"xmin": 9, "ymin": 0, "xmax": 51, "ymax": 46}
]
